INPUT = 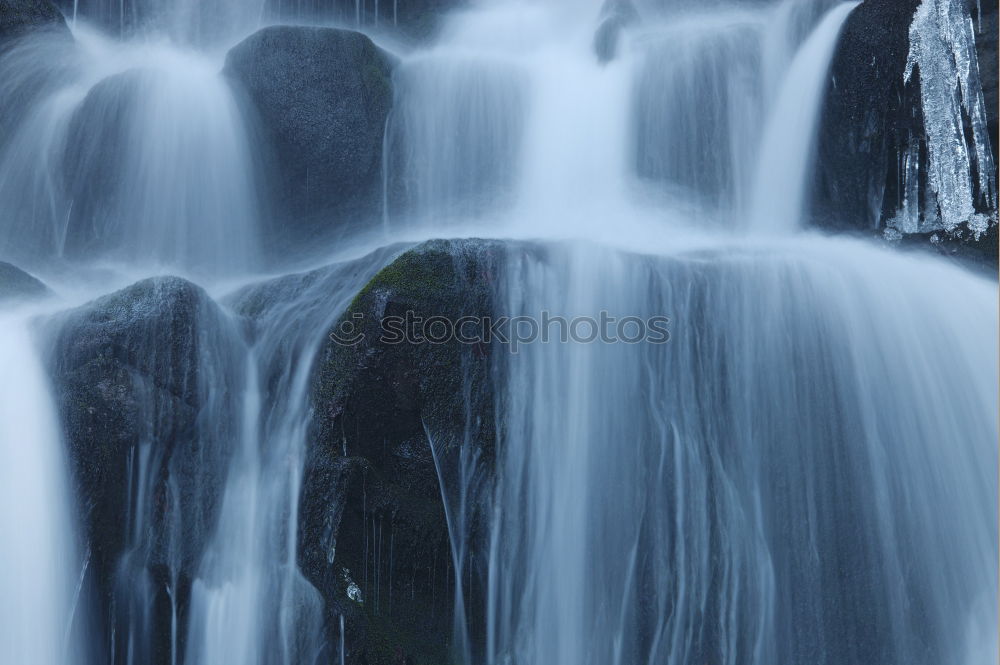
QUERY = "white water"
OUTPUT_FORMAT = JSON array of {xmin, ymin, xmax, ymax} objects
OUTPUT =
[
  {"xmin": 750, "ymin": 1, "xmax": 857, "ymax": 232},
  {"xmin": 0, "ymin": 27, "xmax": 259, "ymax": 277},
  {"xmin": 0, "ymin": 310, "xmax": 80, "ymax": 665},
  {"xmin": 490, "ymin": 236, "xmax": 998, "ymax": 665}
]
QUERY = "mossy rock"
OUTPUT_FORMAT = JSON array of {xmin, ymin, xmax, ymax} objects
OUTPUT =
[{"xmin": 302, "ymin": 239, "xmax": 504, "ymax": 664}]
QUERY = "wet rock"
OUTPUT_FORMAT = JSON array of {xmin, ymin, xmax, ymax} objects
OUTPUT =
[
  {"xmin": 46, "ymin": 276, "xmax": 244, "ymax": 664},
  {"xmin": 813, "ymin": 0, "xmax": 921, "ymax": 231},
  {"xmin": 0, "ymin": 260, "xmax": 49, "ymax": 301},
  {"xmin": 225, "ymin": 26, "xmax": 394, "ymax": 241},
  {"xmin": 0, "ymin": 0, "xmax": 68, "ymax": 45},
  {"xmin": 302, "ymin": 239, "xmax": 502, "ymax": 664}
]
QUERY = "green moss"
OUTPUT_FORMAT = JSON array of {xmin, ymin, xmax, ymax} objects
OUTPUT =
[{"xmin": 347, "ymin": 243, "xmax": 456, "ymax": 313}]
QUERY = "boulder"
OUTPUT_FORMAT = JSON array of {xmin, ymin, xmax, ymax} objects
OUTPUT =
[
  {"xmin": 0, "ymin": 260, "xmax": 49, "ymax": 301},
  {"xmin": 300, "ymin": 239, "xmax": 502, "ymax": 664},
  {"xmin": 46, "ymin": 276, "xmax": 245, "ymax": 665},
  {"xmin": 224, "ymin": 27, "xmax": 394, "ymax": 241},
  {"xmin": 0, "ymin": 0, "xmax": 68, "ymax": 45}
]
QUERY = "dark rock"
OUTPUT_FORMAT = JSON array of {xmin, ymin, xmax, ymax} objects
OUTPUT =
[
  {"xmin": 224, "ymin": 26, "xmax": 395, "ymax": 241},
  {"xmin": 301, "ymin": 239, "xmax": 502, "ymax": 664},
  {"xmin": 812, "ymin": 0, "xmax": 922, "ymax": 231},
  {"xmin": 0, "ymin": 260, "xmax": 49, "ymax": 301},
  {"xmin": 894, "ymin": 222, "xmax": 999, "ymax": 273},
  {"xmin": 46, "ymin": 276, "xmax": 244, "ymax": 665},
  {"xmin": 0, "ymin": 0, "xmax": 68, "ymax": 45},
  {"xmin": 594, "ymin": 0, "xmax": 639, "ymax": 63}
]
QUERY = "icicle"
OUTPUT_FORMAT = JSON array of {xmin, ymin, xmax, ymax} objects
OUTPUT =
[
  {"xmin": 887, "ymin": 134, "xmax": 930, "ymax": 233},
  {"xmin": 388, "ymin": 524, "xmax": 394, "ymax": 617},
  {"xmin": 905, "ymin": 0, "xmax": 996, "ymax": 236},
  {"xmin": 339, "ymin": 615, "xmax": 346, "ymax": 665}
]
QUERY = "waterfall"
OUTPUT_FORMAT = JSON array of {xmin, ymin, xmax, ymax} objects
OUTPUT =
[
  {"xmin": 750, "ymin": 2, "xmax": 857, "ymax": 232},
  {"xmin": 0, "ymin": 309, "xmax": 82, "ymax": 665},
  {"xmin": 184, "ymin": 252, "xmax": 391, "ymax": 665},
  {"xmin": 0, "ymin": 0, "xmax": 995, "ymax": 663},
  {"xmin": 0, "ymin": 28, "xmax": 259, "ymax": 276},
  {"xmin": 489, "ymin": 236, "xmax": 998, "ymax": 665}
]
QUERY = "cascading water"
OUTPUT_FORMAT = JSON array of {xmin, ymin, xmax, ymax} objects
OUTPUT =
[
  {"xmin": 184, "ymin": 251, "xmax": 394, "ymax": 665},
  {"xmin": 0, "ymin": 27, "xmax": 259, "ymax": 276},
  {"xmin": 491, "ymin": 237, "xmax": 997, "ymax": 665},
  {"xmin": 0, "ymin": 0, "xmax": 996, "ymax": 663},
  {"xmin": 0, "ymin": 306, "xmax": 82, "ymax": 665},
  {"xmin": 750, "ymin": 1, "xmax": 857, "ymax": 232}
]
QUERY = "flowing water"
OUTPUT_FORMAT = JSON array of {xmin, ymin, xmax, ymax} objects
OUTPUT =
[
  {"xmin": 0, "ymin": 308, "xmax": 82, "ymax": 665},
  {"xmin": 0, "ymin": 0, "xmax": 996, "ymax": 664}
]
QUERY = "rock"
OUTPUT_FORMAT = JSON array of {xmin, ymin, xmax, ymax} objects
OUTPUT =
[
  {"xmin": 0, "ymin": 260, "xmax": 49, "ymax": 301},
  {"xmin": 0, "ymin": 0, "xmax": 68, "ymax": 45},
  {"xmin": 594, "ymin": 0, "xmax": 639, "ymax": 63},
  {"xmin": 301, "ymin": 239, "xmax": 502, "ymax": 664},
  {"xmin": 46, "ymin": 276, "xmax": 245, "ymax": 665},
  {"xmin": 812, "ymin": 0, "xmax": 921, "ymax": 231},
  {"xmin": 224, "ymin": 27, "xmax": 394, "ymax": 241}
]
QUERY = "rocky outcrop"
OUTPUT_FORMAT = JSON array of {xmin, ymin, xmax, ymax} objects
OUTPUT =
[
  {"xmin": 813, "ymin": 0, "xmax": 997, "ymax": 264},
  {"xmin": 0, "ymin": 0, "xmax": 68, "ymax": 45},
  {"xmin": 46, "ymin": 277, "xmax": 244, "ymax": 665},
  {"xmin": 0, "ymin": 260, "xmax": 49, "ymax": 301},
  {"xmin": 225, "ymin": 27, "xmax": 394, "ymax": 242},
  {"xmin": 301, "ymin": 239, "xmax": 502, "ymax": 664}
]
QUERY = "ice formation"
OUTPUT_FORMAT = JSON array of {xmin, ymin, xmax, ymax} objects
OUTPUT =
[{"xmin": 903, "ymin": 0, "xmax": 996, "ymax": 237}]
